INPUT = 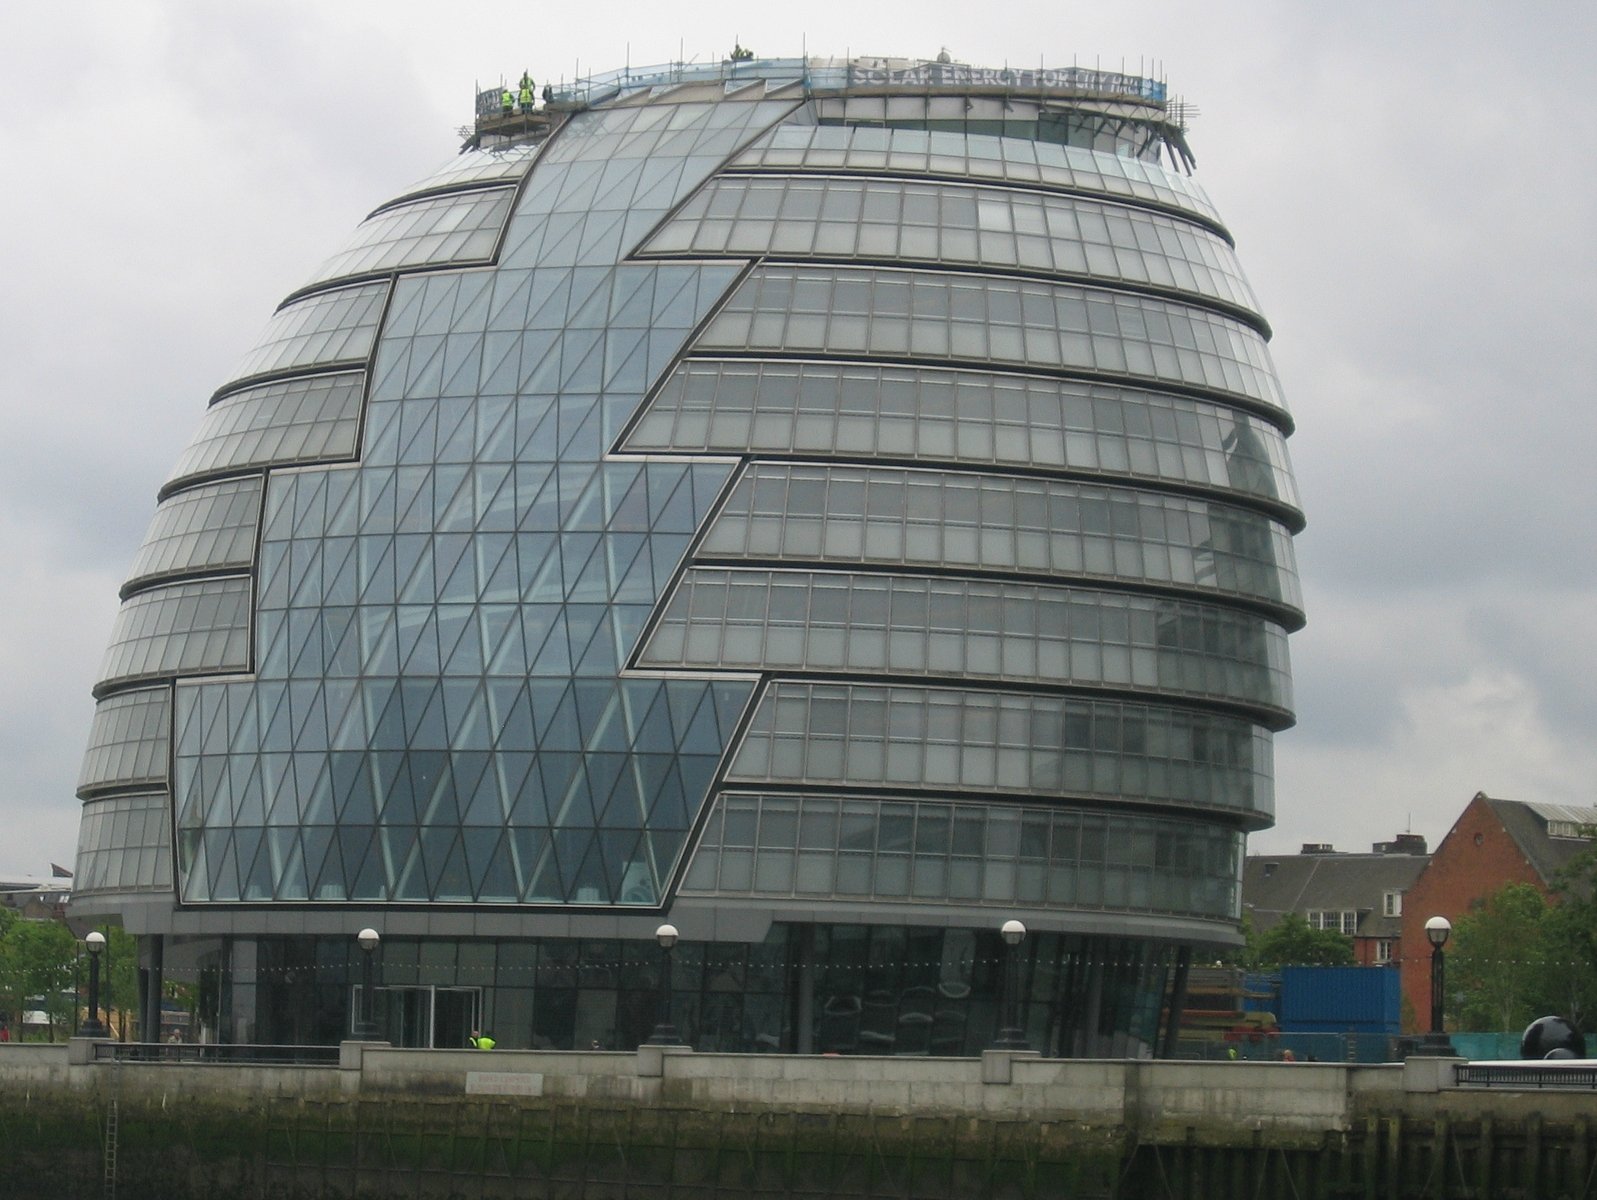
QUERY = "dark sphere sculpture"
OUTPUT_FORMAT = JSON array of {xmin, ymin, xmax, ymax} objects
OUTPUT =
[{"xmin": 1521, "ymin": 1015, "xmax": 1587, "ymax": 1060}]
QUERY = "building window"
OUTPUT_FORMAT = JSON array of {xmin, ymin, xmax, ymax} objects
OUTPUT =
[
  {"xmin": 1382, "ymin": 890, "xmax": 1402, "ymax": 918},
  {"xmin": 1374, "ymin": 939, "xmax": 1393, "ymax": 964},
  {"xmin": 1305, "ymin": 909, "xmax": 1357, "ymax": 934}
]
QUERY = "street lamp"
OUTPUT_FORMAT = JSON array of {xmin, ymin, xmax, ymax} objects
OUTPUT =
[
  {"xmin": 646, "ymin": 923, "xmax": 682, "ymax": 1045},
  {"xmin": 1418, "ymin": 916, "xmax": 1456, "ymax": 1056},
  {"xmin": 992, "ymin": 919, "xmax": 1030, "ymax": 1051},
  {"xmin": 353, "ymin": 928, "xmax": 380, "ymax": 1040},
  {"xmin": 81, "ymin": 931, "xmax": 109, "ymax": 1039}
]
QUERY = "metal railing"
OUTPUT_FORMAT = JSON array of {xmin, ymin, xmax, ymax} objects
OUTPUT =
[
  {"xmin": 92, "ymin": 1042, "xmax": 341, "ymax": 1066},
  {"xmin": 478, "ymin": 57, "xmax": 1168, "ymax": 114},
  {"xmin": 1456, "ymin": 1062, "xmax": 1597, "ymax": 1090}
]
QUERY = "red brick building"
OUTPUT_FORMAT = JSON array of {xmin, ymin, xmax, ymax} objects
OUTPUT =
[{"xmin": 1398, "ymin": 793, "xmax": 1596, "ymax": 1032}]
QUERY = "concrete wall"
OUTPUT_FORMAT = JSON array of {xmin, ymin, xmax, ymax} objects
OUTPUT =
[
  {"xmin": 12, "ymin": 1044, "xmax": 1597, "ymax": 1199},
  {"xmin": 3, "ymin": 1040, "xmax": 1409, "ymax": 1141}
]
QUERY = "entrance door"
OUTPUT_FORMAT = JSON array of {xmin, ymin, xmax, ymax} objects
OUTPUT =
[
  {"xmin": 369, "ymin": 986, "xmax": 481, "ymax": 1048},
  {"xmin": 433, "ymin": 987, "xmax": 480, "ymax": 1048}
]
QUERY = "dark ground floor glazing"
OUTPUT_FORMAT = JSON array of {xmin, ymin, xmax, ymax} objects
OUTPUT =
[{"xmin": 150, "ymin": 923, "xmax": 1193, "ymax": 1058}]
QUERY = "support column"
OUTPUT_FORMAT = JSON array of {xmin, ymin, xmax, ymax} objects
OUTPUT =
[
  {"xmin": 140, "ymin": 934, "xmax": 165, "ymax": 1043},
  {"xmin": 1159, "ymin": 947, "xmax": 1190, "ymax": 1059},
  {"xmin": 795, "ymin": 925, "xmax": 815, "ymax": 1055}
]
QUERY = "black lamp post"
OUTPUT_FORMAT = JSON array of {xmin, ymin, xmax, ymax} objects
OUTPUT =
[
  {"xmin": 992, "ymin": 919, "xmax": 1030, "ymax": 1050},
  {"xmin": 81, "ymin": 931, "xmax": 109, "ymax": 1039},
  {"xmin": 1407, "ymin": 915, "xmax": 1457, "ymax": 1056},
  {"xmin": 354, "ymin": 927, "xmax": 380, "ymax": 1040},
  {"xmin": 646, "ymin": 923, "xmax": 681, "ymax": 1045}
]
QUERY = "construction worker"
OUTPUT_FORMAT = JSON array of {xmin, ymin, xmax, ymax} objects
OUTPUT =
[
  {"xmin": 470, "ymin": 1029, "xmax": 496, "ymax": 1050},
  {"xmin": 500, "ymin": 87, "xmax": 513, "ymax": 117},
  {"xmin": 517, "ymin": 80, "xmax": 534, "ymax": 113}
]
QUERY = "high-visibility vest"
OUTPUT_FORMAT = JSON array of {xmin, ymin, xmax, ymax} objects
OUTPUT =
[
  {"xmin": 500, "ymin": 90, "xmax": 513, "ymax": 111},
  {"xmin": 474, "ymin": 1035, "xmax": 495, "ymax": 1050},
  {"xmin": 518, "ymin": 86, "xmax": 533, "ymax": 110}
]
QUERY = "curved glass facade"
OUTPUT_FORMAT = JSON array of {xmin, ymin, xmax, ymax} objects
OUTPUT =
[{"xmin": 73, "ymin": 57, "xmax": 1300, "ymax": 1058}]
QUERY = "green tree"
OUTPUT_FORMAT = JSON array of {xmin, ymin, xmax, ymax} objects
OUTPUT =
[
  {"xmin": 0, "ymin": 917, "xmax": 77, "ymax": 1040},
  {"xmin": 1544, "ymin": 838, "xmax": 1597, "ymax": 1029},
  {"xmin": 1245, "ymin": 913, "xmax": 1354, "ymax": 970},
  {"xmin": 1536, "ymin": 901, "xmax": 1597, "ymax": 1031},
  {"xmin": 1449, "ymin": 883, "xmax": 1551, "ymax": 1031},
  {"xmin": 102, "ymin": 926, "xmax": 140, "ymax": 1039}
]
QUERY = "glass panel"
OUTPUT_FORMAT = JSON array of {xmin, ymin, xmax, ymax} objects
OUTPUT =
[
  {"xmin": 392, "ymin": 144, "xmax": 543, "ymax": 197},
  {"xmin": 72, "ymin": 792, "xmax": 173, "ymax": 896},
  {"xmin": 678, "ymin": 790, "xmax": 1240, "ymax": 920},
  {"xmin": 623, "ymin": 360, "xmax": 1299, "ymax": 517},
  {"xmin": 731, "ymin": 124, "xmax": 1225, "ymax": 226},
  {"xmin": 640, "ymin": 567, "xmax": 1292, "ymax": 722},
  {"xmin": 78, "ymin": 686, "xmax": 173, "ymax": 796},
  {"xmin": 696, "ymin": 266, "xmax": 1284, "ymax": 415},
  {"xmin": 728, "ymin": 681, "xmax": 1273, "ymax": 822},
  {"xmin": 306, "ymin": 187, "xmax": 516, "ymax": 287},
  {"xmin": 98, "ymin": 578, "xmax": 253, "ymax": 690},
  {"xmin": 165, "ymin": 372, "xmax": 365, "ymax": 491},
  {"xmin": 644, "ymin": 176, "xmax": 1259, "ymax": 319},
  {"xmin": 125, "ymin": 478, "xmax": 264, "ymax": 590},
  {"xmin": 224, "ymin": 282, "xmax": 390, "ymax": 387},
  {"xmin": 704, "ymin": 462, "xmax": 1301, "ymax": 620}
]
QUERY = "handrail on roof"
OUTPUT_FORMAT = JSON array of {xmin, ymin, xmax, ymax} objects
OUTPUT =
[{"xmin": 476, "ymin": 56, "xmax": 1169, "ymax": 117}]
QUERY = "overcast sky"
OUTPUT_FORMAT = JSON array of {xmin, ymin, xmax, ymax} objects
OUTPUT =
[{"xmin": 1, "ymin": 1, "xmax": 1592, "ymax": 878}]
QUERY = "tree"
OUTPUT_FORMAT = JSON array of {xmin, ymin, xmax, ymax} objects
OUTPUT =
[
  {"xmin": 1245, "ymin": 913, "xmax": 1354, "ymax": 970},
  {"xmin": 1536, "ymin": 901, "xmax": 1597, "ymax": 1031},
  {"xmin": 0, "ymin": 917, "xmax": 77, "ymax": 1040},
  {"xmin": 1544, "ymin": 837, "xmax": 1597, "ymax": 1029},
  {"xmin": 102, "ymin": 926, "xmax": 140, "ymax": 1038},
  {"xmin": 1449, "ymin": 883, "xmax": 1550, "ymax": 1031}
]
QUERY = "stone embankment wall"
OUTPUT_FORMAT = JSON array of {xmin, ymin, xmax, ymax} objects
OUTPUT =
[{"xmin": 1, "ymin": 1043, "xmax": 1591, "ymax": 1197}]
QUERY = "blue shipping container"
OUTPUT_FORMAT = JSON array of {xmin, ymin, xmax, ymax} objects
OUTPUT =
[{"xmin": 1279, "ymin": 966, "xmax": 1399, "ymax": 1035}]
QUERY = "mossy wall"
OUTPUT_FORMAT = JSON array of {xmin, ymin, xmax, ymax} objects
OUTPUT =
[{"xmin": 4, "ymin": 1088, "xmax": 1594, "ymax": 1199}]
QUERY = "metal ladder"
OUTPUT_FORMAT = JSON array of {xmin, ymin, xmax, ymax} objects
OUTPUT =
[{"xmin": 102, "ymin": 1050, "xmax": 120, "ymax": 1200}]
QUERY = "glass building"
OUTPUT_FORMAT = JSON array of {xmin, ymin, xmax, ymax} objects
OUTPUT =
[{"xmin": 72, "ymin": 56, "xmax": 1301, "ymax": 1056}]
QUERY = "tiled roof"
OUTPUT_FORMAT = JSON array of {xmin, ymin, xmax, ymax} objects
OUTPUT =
[
  {"xmin": 1242, "ymin": 851, "xmax": 1428, "ymax": 938},
  {"xmin": 1485, "ymin": 796, "xmax": 1597, "ymax": 888}
]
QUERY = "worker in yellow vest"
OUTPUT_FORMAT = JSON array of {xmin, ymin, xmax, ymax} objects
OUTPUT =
[
  {"xmin": 499, "ymin": 88, "xmax": 513, "ymax": 117},
  {"xmin": 517, "ymin": 81, "xmax": 534, "ymax": 113},
  {"xmin": 470, "ymin": 1029, "xmax": 496, "ymax": 1050}
]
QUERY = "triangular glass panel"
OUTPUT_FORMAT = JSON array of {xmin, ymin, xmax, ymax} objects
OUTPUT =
[
  {"xmin": 523, "ymin": 829, "xmax": 563, "ymax": 901},
  {"xmin": 335, "ymin": 825, "xmax": 375, "ymax": 896},
  {"xmin": 349, "ymin": 833, "xmax": 389, "ymax": 900},
  {"xmin": 299, "ymin": 825, "xmax": 337, "ymax": 900},
  {"xmin": 556, "ymin": 829, "xmax": 601, "ymax": 903},
  {"xmin": 270, "ymin": 829, "xmax": 308, "ymax": 900},
  {"xmin": 507, "ymin": 756, "xmax": 548, "ymax": 825},
  {"xmin": 389, "ymin": 827, "xmax": 428, "ymax": 900},
  {"xmin": 480, "ymin": 329, "xmax": 525, "ymax": 394},
  {"xmin": 329, "ymin": 751, "xmax": 373, "ymax": 823},
  {"xmin": 432, "ymin": 832, "xmax": 473, "ymax": 901},
  {"xmin": 584, "ymin": 753, "xmax": 628, "ymax": 824},
  {"xmin": 208, "ymin": 832, "xmax": 245, "ymax": 901},
  {"xmin": 471, "ymin": 829, "xmax": 518, "ymax": 901},
  {"xmin": 599, "ymin": 830, "xmax": 646, "ymax": 903},
  {"xmin": 439, "ymin": 332, "xmax": 487, "ymax": 401},
  {"xmin": 436, "ymin": 395, "xmax": 479, "ymax": 464},
  {"xmin": 376, "ymin": 752, "xmax": 419, "ymax": 824},
  {"xmin": 235, "ymin": 828, "xmax": 272, "ymax": 901},
  {"xmin": 574, "ymin": 611, "xmax": 620, "ymax": 678}
]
